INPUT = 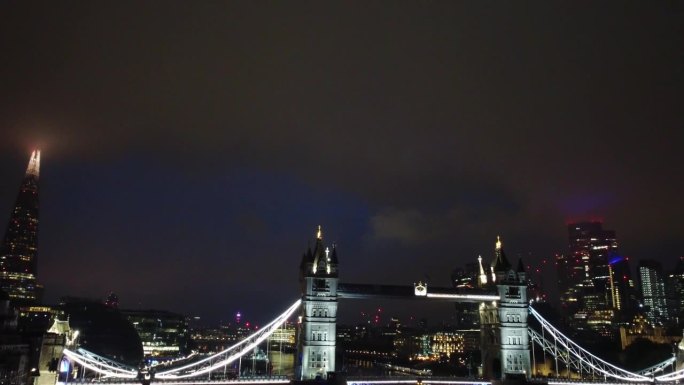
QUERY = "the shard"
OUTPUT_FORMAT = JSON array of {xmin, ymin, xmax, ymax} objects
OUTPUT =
[{"xmin": 0, "ymin": 150, "xmax": 42, "ymax": 303}]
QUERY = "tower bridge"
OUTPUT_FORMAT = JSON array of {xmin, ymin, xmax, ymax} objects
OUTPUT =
[
  {"xmin": 297, "ymin": 228, "xmax": 528, "ymax": 381},
  {"xmin": 57, "ymin": 227, "xmax": 684, "ymax": 385}
]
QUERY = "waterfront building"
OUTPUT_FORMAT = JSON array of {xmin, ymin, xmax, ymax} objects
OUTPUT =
[
  {"xmin": 619, "ymin": 314, "xmax": 679, "ymax": 350},
  {"xmin": 268, "ymin": 322, "xmax": 296, "ymax": 350},
  {"xmin": 0, "ymin": 151, "xmax": 42, "ymax": 304},
  {"xmin": 430, "ymin": 332, "xmax": 465, "ymax": 358},
  {"xmin": 122, "ymin": 309, "xmax": 190, "ymax": 357},
  {"xmin": 190, "ymin": 323, "xmax": 248, "ymax": 353}
]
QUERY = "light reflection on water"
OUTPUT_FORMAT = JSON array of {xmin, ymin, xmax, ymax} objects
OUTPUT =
[
  {"xmin": 265, "ymin": 353, "xmax": 419, "ymax": 378},
  {"xmin": 268, "ymin": 352, "xmax": 295, "ymax": 377}
]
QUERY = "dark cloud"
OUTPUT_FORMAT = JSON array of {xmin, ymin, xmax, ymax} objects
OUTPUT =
[{"xmin": 0, "ymin": 1, "xmax": 682, "ymax": 323}]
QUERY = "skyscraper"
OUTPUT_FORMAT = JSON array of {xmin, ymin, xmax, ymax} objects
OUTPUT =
[
  {"xmin": 0, "ymin": 151, "xmax": 42, "ymax": 303},
  {"xmin": 639, "ymin": 260, "xmax": 669, "ymax": 326},
  {"xmin": 559, "ymin": 222, "xmax": 620, "ymax": 312},
  {"xmin": 608, "ymin": 254, "xmax": 637, "ymax": 313},
  {"xmin": 666, "ymin": 257, "xmax": 684, "ymax": 325}
]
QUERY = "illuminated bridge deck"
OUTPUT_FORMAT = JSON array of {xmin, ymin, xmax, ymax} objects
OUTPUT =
[
  {"xmin": 345, "ymin": 377, "xmax": 492, "ymax": 385},
  {"xmin": 345, "ymin": 377, "xmax": 660, "ymax": 385}
]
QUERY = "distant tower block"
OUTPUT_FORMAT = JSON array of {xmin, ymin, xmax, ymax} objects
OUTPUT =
[
  {"xmin": 0, "ymin": 150, "xmax": 42, "ymax": 303},
  {"xmin": 296, "ymin": 226, "xmax": 339, "ymax": 380}
]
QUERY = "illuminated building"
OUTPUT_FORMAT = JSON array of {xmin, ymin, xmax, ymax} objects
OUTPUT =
[
  {"xmin": 268, "ymin": 322, "xmax": 296, "ymax": 350},
  {"xmin": 556, "ymin": 253, "xmax": 582, "ymax": 311},
  {"xmin": 296, "ymin": 226, "xmax": 338, "ymax": 380},
  {"xmin": 430, "ymin": 332, "xmax": 465, "ymax": 358},
  {"xmin": 36, "ymin": 317, "xmax": 75, "ymax": 385},
  {"xmin": 18, "ymin": 305, "xmax": 60, "ymax": 334},
  {"xmin": 122, "ymin": 309, "xmax": 190, "ymax": 357},
  {"xmin": 585, "ymin": 309, "xmax": 615, "ymax": 338},
  {"xmin": 608, "ymin": 255, "xmax": 637, "ymax": 313},
  {"xmin": 451, "ymin": 262, "xmax": 481, "ymax": 328},
  {"xmin": 191, "ymin": 322, "xmax": 254, "ymax": 353},
  {"xmin": 638, "ymin": 259, "xmax": 669, "ymax": 326},
  {"xmin": 451, "ymin": 263, "xmax": 478, "ymax": 289},
  {"xmin": 0, "ymin": 151, "xmax": 42, "ymax": 304},
  {"xmin": 558, "ymin": 222, "xmax": 637, "ymax": 330},
  {"xmin": 480, "ymin": 236, "xmax": 531, "ymax": 379},
  {"xmin": 399, "ymin": 332, "xmax": 467, "ymax": 361},
  {"xmin": 667, "ymin": 257, "xmax": 684, "ymax": 325},
  {"xmin": 619, "ymin": 314, "xmax": 679, "ymax": 350}
]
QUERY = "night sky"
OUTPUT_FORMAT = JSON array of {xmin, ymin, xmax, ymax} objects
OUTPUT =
[{"xmin": 0, "ymin": 2, "xmax": 682, "ymax": 325}]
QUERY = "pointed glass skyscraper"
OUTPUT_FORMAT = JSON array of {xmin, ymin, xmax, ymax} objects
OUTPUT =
[{"xmin": 0, "ymin": 150, "xmax": 42, "ymax": 303}]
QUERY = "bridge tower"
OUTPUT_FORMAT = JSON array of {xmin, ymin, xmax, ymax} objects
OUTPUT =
[
  {"xmin": 296, "ymin": 226, "xmax": 339, "ymax": 380},
  {"xmin": 480, "ymin": 236, "xmax": 531, "ymax": 381},
  {"xmin": 677, "ymin": 335, "xmax": 684, "ymax": 371}
]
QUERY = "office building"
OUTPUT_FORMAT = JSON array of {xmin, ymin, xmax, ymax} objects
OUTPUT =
[
  {"xmin": 122, "ymin": 309, "xmax": 190, "ymax": 357},
  {"xmin": 667, "ymin": 257, "xmax": 684, "ymax": 326},
  {"xmin": 638, "ymin": 260, "xmax": 669, "ymax": 326},
  {"xmin": 558, "ymin": 222, "xmax": 636, "ymax": 320}
]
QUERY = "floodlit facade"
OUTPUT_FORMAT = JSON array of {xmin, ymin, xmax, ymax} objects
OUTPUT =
[
  {"xmin": 480, "ymin": 237, "xmax": 531, "ymax": 380},
  {"xmin": 0, "ymin": 151, "xmax": 42, "ymax": 304},
  {"xmin": 296, "ymin": 226, "xmax": 338, "ymax": 380}
]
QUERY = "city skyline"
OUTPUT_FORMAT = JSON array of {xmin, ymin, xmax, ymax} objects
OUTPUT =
[
  {"xmin": 0, "ymin": 2, "xmax": 682, "ymax": 323},
  {"xmin": 0, "ymin": 152, "xmax": 680, "ymax": 325}
]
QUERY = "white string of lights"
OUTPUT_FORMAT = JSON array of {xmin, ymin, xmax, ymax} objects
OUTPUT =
[
  {"xmin": 62, "ymin": 349, "xmax": 138, "ymax": 378},
  {"xmin": 529, "ymin": 307, "xmax": 649, "ymax": 382},
  {"xmin": 156, "ymin": 299, "xmax": 301, "ymax": 378},
  {"xmin": 62, "ymin": 299, "xmax": 301, "ymax": 380}
]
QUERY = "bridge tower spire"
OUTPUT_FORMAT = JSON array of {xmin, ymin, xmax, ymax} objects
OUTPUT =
[
  {"xmin": 480, "ymin": 236, "xmax": 531, "ymax": 382},
  {"xmin": 296, "ymin": 226, "xmax": 338, "ymax": 380}
]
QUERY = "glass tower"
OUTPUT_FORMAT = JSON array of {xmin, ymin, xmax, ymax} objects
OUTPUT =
[
  {"xmin": 0, "ymin": 150, "xmax": 42, "ymax": 303},
  {"xmin": 639, "ymin": 259, "xmax": 668, "ymax": 326},
  {"xmin": 560, "ymin": 222, "xmax": 618, "ymax": 312}
]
